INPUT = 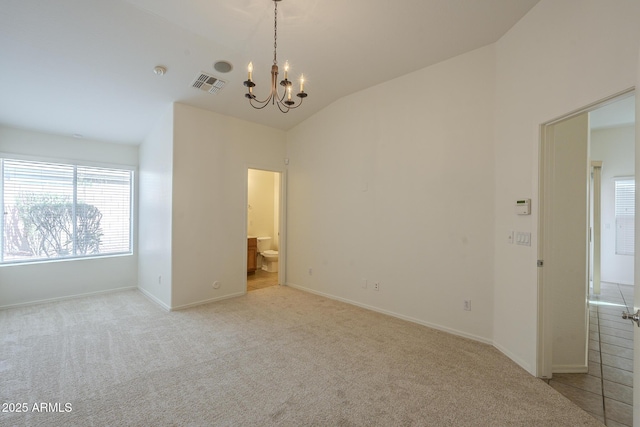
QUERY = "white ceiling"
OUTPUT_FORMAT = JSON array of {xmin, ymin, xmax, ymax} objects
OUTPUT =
[{"xmin": 0, "ymin": 0, "xmax": 543, "ymax": 145}]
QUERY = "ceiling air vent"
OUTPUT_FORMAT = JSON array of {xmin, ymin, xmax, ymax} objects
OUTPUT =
[{"xmin": 191, "ymin": 72, "xmax": 226, "ymax": 94}]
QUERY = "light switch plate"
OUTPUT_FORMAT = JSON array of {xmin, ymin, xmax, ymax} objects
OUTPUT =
[{"xmin": 515, "ymin": 231, "xmax": 531, "ymax": 246}]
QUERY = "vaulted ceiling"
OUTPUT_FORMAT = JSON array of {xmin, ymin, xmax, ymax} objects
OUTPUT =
[{"xmin": 0, "ymin": 0, "xmax": 542, "ymax": 144}]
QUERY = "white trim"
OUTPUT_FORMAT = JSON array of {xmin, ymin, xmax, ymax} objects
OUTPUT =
[
  {"xmin": 245, "ymin": 163, "xmax": 288, "ymax": 289},
  {"xmin": 552, "ymin": 365, "xmax": 589, "ymax": 374},
  {"xmin": 0, "ymin": 286, "xmax": 137, "ymax": 310},
  {"xmin": 286, "ymin": 282, "xmax": 493, "ymax": 346},
  {"xmin": 169, "ymin": 291, "xmax": 246, "ymax": 311},
  {"xmin": 137, "ymin": 287, "xmax": 171, "ymax": 311},
  {"xmin": 541, "ymin": 88, "xmax": 635, "ymax": 127},
  {"xmin": 493, "ymin": 341, "xmax": 534, "ymax": 375},
  {"xmin": 286, "ymin": 283, "xmax": 536, "ymax": 373},
  {"xmin": 537, "ymin": 87, "xmax": 636, "ymax": 378},
  {"xmin": 537, "ymin": 122, "xmax": 553, "ymax": 378},
  {"xmin": 0, "ymin": 252, "xmax": 133, "ymax": 268},
  {"xmin": 0, "ymin": 159, "xmax": 135, "ymax": 265},
  {"xmin": 0, "ymin": 151, "xmax": 137, "ymax": 171}
]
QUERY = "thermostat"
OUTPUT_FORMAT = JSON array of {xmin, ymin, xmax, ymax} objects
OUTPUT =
[{"xmin": 515, "ymin": 199, "xmax": 531, "ymax": 215}]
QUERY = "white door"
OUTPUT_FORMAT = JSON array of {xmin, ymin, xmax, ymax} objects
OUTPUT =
[
  {"xmin": 539, "ymin": 112, "xmax": 591, "ymax": 378},
  {"xmin": 591, "ymin": 161, "xmax": 603, "ymax": 295},
  {"xmin": 633, "ymin": 49, "xmax": 640, "ymax": 427}
]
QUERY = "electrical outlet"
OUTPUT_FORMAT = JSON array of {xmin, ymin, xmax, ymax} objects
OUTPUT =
[
  {"xmin": 464, "ymin": 300, "xmax": 471, "ymax": 311},
  {"xmin": 373, "ymin": 282, "xmax": 380, "ymax": 291}
]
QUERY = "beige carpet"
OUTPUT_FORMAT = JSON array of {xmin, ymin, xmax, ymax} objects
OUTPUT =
[{"xmin": 1, "ymin": 286, "xmax": 602, "ymax": 426}]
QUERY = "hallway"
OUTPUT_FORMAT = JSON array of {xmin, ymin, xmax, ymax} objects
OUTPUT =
[{"xmin": 547, "ymin": 282, "xmax": 634, "ymax": 426}]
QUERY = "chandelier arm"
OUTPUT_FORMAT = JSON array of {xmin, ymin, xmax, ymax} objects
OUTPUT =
[
  {"xmin": 251, "ymin": 103, "xmax": 272, "ymax": 110},
  {"xmin": 249, "ymin": 93, "xmax": 274, "ymax": 105},
  {"xmin": 249, "ymin": 94, "xmax": 276, "ymax": 109},
  {"xmin": 275, "ymin": 81, "xmax": 297, "ymax": 106},
  {"xmin": 277, "ymin": 88, "xmax": 288, "ymax": 103},
  {"xmin": 291, "ymin": 94, "xmax": 306, "ymax": 109},
  {"xmin": 244, "ymin": 0, "xmax": 308, "ymax": 113},
  {"xmin": 275, "ymin": 100, "xmax": 294, "ymax": 110},
  {"xmin": 275, "ymin": 101, "xmax": 291, "ymax": 113},
  {"xmin": 250, "ymin": 100, "xmax": 273, "ymax": 110},
  {"xmin": 282, "ymin": 97, "xmax": 303, "ymax": 109}
]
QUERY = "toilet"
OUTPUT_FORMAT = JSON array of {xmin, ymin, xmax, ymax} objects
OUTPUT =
[{"xmin": 257, "ymin": 237, "xmax": 279, "ymax": 273}]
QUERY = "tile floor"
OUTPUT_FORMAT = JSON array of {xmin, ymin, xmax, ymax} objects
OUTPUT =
[
  {"xmin": 547, "ymin": 281, "xmax": 634, "ymax": 426},
  {"xmin": 247, "ymin": 269, "xmax": 279, "ymax": 292}
]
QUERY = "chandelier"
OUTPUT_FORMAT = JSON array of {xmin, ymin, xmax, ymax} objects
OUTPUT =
[{"xmin": 243, "ymin": 0, "xmax": 307, "ymax": 113}]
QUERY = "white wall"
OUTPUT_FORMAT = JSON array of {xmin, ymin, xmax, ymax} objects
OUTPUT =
[
  {"xmin": 0, "ymin": 126, "xmax": 138, "ymax": 166},
  {"xmin": 286, "ymin": 45, "xmax": 496, "ymax": 343},
  {"xmin": 138, "ymin": 105, "xmax": 174, "ymax": 309},
  {"xmin": 4, "ymin": 0, "xmax": 639, "ymax": 378},
  {"xmin": 591, "ymin": 125, "xmax": 635, "ymax": 285},
  {"xmin": 0, "ymin": 126, "xmax": 138, "ymax": 308},
  {"xmin": 247, "ymin": 169, "xmax": 276, "ymax": 244},
  {"xmin": 493, "ymin": 0, "xmax": 640, "ymax": 373},
  {"xmin": 171, "ymin": 103, "xmax": 286, "ymax": 309}
]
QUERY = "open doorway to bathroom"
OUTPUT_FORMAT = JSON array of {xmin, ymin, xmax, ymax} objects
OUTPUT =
[{"xmin": 247, "ymin": 168, "xmax": 281, "ymax": 292}]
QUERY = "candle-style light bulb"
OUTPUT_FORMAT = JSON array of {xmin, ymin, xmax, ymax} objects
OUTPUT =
[
  {"xmin": 300, "ymin": 74, "xmax": 305, "ymax": 92},
  {"xmin": 284, "ymin": 61, "xmax": 290, "ymax": 80},
  {"xmin": 287, "ymin": 85, "xmax": 292, "ymax": 101},
  {"xmin": 248, "ymin": 62, "xmax": 253, "ymax": 81}
]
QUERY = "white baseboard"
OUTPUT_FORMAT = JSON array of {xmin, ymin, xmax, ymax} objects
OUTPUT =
[
  {"xmin": 493, "ymin": 341, "xmax": 533, "ymax": 375},
  {"xmin": 169, "ymin": 291, "xmax": 246, "ymax": 311},
  {"xmin": 0, "ymin": 286, "xmax": 137, "ymax": 310},
  {"xmin": 552, "ymin": 365, "xmax": 589, "ymax": 374},
  {"xmin": 286, "ymin": 282, "xmax": 493, "ymax": 346},
  {"xmin": 137, "ymin": 287, "xmax": 171, "ymax": 311}
]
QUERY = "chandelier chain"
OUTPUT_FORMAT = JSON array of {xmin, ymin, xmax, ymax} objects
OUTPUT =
[
  {"xmin": 243, "ymin": 0, "xmax": 307, "ymax": 112},
  {"xmin": 273, "ymin": 1, "xmax": 278, "ymax": 65}
]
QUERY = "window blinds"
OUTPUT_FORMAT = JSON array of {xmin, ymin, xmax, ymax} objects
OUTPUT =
[
  {"xmin": 1, "ymin": 159, "xmax": 132, "ymax": 263},
  {"xmin": 614, "ymin": 178, "xmax": 634, "ymax": 256}
]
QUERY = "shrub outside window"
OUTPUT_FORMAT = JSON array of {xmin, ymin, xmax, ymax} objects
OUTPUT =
[{"xmin": 1, "ymin": 158, "xmax": 133, "ymax": 264}]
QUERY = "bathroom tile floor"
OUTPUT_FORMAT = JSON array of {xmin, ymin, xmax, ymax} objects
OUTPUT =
[
  {"xmin": 546, "ymin": 281, "xmax": 634, "ymax": 426},
  {"xmin": 247, "ymin": 269, "xmax": 279, "ymax": 292}
]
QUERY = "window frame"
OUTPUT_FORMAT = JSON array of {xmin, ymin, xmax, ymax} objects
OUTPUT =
[
  {"xmin": 614, "ymin": 176, "xmax": 635, "ymax": 256},
  {"xmin": 0, "ymin": 155, "xmax": 135, "ymax": 266}
]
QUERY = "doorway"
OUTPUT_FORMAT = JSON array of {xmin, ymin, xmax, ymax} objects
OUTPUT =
[
  {"xmin": 246, "ymin": 168, "xmax": 284, "ymax": 292},
  {"xmin": 538, "ymin": 91, "xmax": 636, "ymax": 425}
]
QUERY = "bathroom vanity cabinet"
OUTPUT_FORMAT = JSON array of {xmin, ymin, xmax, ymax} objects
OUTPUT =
[{"xmin": 247, "ymin": 237, "xmax": 257, "ymax": 273}]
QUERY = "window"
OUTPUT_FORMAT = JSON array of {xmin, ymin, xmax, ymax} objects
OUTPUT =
[
  {"xmin": 614, "ymin": 178, "xmax": 634, "ymax": 256},
  {"xmin": 1, "ymin": 158, "xmax": 133, "ymax": 264}
]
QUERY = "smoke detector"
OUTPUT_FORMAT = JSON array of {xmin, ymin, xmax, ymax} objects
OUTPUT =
[
  {"xmin": 191, "ymin": 72, "xmax": 226, "ymax": 94},
  {"xmin": 153, "ymin": 66, "xmax": 167, "ymax": 76}
]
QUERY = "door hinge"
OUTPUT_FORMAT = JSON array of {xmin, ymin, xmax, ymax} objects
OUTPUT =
[{"xmin": 537, "ymin": 260, "xmax": 544, "ymax": 267}]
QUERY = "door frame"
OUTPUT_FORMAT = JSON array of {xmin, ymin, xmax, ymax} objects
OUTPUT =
[
  {"xmin": 244, "ymin": 164, "xmax": 288, "ymax": 290},
  {"xmin": 537, "ymin": 87, "xmax": 635, "ymax": 378}
]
